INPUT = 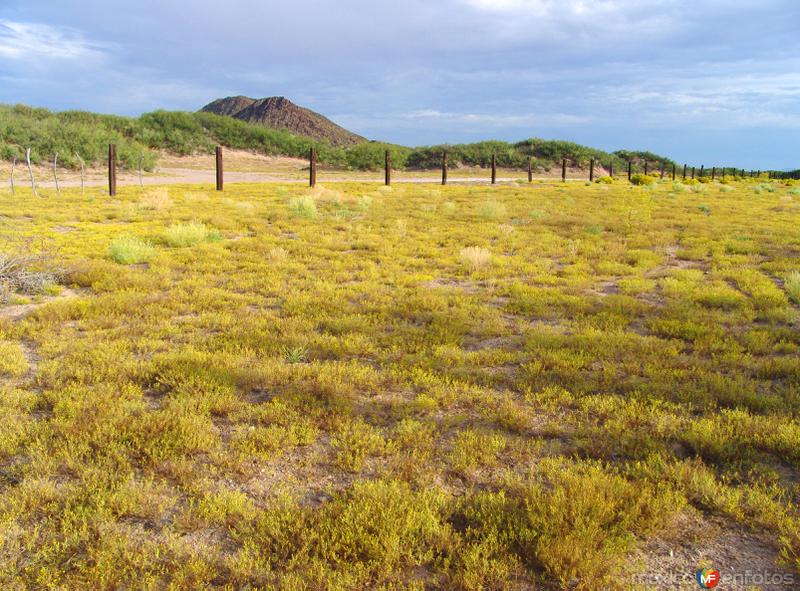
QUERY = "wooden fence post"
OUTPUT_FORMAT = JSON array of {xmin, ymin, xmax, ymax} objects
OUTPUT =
[
  {"xmin": 26, "ymin": 148, "xmax": 37, "ymax": 198},
  {"xmin": 491, "ymin": 153, "xmax": 496, "ymax": 184},
  {"xmin": 672, "ymin": 164, "xmax": 676, "ymax": 181},
  {"xmin": 699, "ymin": 165, "xmax": 704, "ymax": 178},
  {"xmin": 527, "ymin": 157, "xmax": 532, "ymax": 183},
  {"xmin": 309, "ymin": 147, "xmax": 317, "ymax": 188},
  {"xmin": 442, "ymin": 151, "xmax": 448, "ymax": 186},
  {"xmin": 644, "ymin": 161, "xmax": 648, "ymax": 175},
  {"xmin": 660, "ymin": 164, "xmax": 665, "ymax": 179},
  {"xmin": 609, "ymin": 162, "xmax": 613, "ymax": 178},
  {"xmin": 215, "ymin": 146, "xmax": 223, "ymax": 191},
  {"xmin": 740, "ymin": 169, "xmax": 744, "ymax": 177},
  {"xmin": 683, "ymin": 164, "xmax": 687, "ymax": 180},
  {"xmin": 75, "ymin": 153, "xmax": 85, "ymax": 194},
  {"xmin": 711, "ymin": 167, "xmax": 716, "ymax": 181},
  {"xmin": 108, "ymin": 144, "xmax": 117, "ymax": 196},
  {"xmin": 627, "ymin": 160, "xmax": 632, "ymax": 181},
  {"xmin": 562, "ymin": 158, "xmax": 567, "ymax": 182},
  {"xmin": 53, "ymin": 152, "xmax": 60, "ymax": 193},
  {"xmin": 385, "ymin": 150, "xmax": 391, "ymax": 186},
  {"xmin": 691, "ymin": 167, "xmax": 695, "ymax": 180},
  {"xmin": 589, "ymin": 158, "xmax": 594, "ymax": 182}
]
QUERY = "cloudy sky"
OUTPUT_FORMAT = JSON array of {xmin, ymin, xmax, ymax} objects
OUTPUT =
[{"xmin": 1, "ymin": 0, "xmax": 799, "ymax": 167}]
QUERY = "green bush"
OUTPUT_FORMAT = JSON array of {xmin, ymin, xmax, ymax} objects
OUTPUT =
[
  {"xmin": 288, "ymin": 195, "xmax": 318, "ymax": 218},
  {"xmin": 163, "ymin": 222, "xmax": 221, "ymax": 247},
  {"xmin": 108, "ymin": 236, "xmax": 156, "ymax": 264},
  {"xmin": 630, "ymin": 174, "xmax": 656, "ymax": 186}
]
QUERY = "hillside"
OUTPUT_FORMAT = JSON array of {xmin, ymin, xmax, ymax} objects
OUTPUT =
[
  {"xmin": 201, "ymin": 96, "xmax": 366, "ymax": 148},
  {"xmin": 0, "ymin": 102, "xmax": 686, "ymax": 173}
]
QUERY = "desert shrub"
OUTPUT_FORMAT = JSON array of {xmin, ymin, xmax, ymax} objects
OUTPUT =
[
  {"xmin": 0, "ymin": 341, "xmax": 29, "ymax": 377},
  {"xmin": 164, "ymin": 222, "xmax": 220, "ymax": 247},
  {"xmin": 450, "ymin": 429, "xmax": 506, "ymax": 472},
  {"xmin": 630, "ymin": 174, "xmax": 655, "ymax": 186},
  {"xmin": 594, "ymin": 176, "xmax": 614, "ymax": 184},
  {"xmin": 0, "ymin": 237, "xmax": 59, "ymax": 299},
  {"xmin": 332, "ymin": 419, "xmax": 386, "ymax": 472},
  {"xmin": 109, "ymin": 236, "xmax": 155, "ymax": 264},
  {"xmin": 288, "ymin": 195, "xmax": 318, "ymax": 218},
  {"xmin": 672, "ymin": 182, "xmax": 687, "ymax": 192},
  {"xmin": 460, "ymin": 246, "xmax": 492, "ymax": 271}
]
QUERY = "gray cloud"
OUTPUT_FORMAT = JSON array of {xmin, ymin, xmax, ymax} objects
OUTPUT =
[{"xmin": 1, "ymin": 0, "xmax": 799, "ymax": 167}]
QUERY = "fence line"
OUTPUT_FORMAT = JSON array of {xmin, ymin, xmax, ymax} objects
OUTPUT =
[{"xmin": 5, "ymin": 144, "xmax": 799, "ymax": 196}]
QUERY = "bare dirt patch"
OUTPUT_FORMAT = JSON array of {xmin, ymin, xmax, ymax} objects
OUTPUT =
[
  {"xmin": 628, "ymin": 511, "xmax": 796, "ymax": 590},
  {"xmin": 0, "ymin": 288, "xmax": 81, "ymax": 322}
]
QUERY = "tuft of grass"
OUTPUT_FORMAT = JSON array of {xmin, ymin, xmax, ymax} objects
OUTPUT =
[
  {"xmin": 288, "ymin": 195, "xmax": 318, "ymax": 218},
  {"xmin": 139, "ymin": 188, "xmax": 172, "ymax": 210},
  {"xmin": 108, "ymin": 236, "xmax": 155, "ymax": 264},
  {"xmin": 479, "ymin": 201, "xmax": 507, "ymax": 219},
  {"xmin": 460, "ymin": 246, "xmax": 492, "ymax": 271},
  {"xmin": 785, "ymin": 271, "xmax": 800, "ymax": 304},
  {"xmin": 281, "ymin": 345, "xmax": 308, "ymax": 364},
  {"xmin": 267, "ymin": 246, "xmax": 289, "ymax": 261},
  {"xmin": 164, "ymin": 222, "xmax": 220, "ymax": 247}
]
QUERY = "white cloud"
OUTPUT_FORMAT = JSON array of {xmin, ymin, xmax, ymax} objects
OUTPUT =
[
  {"xmin": 0, "ymin": 20, "xmax": 107, "ymax": 63},
  {"xmin": 404, "ymin": 109, "xmax": 589, "ymax": 127}
]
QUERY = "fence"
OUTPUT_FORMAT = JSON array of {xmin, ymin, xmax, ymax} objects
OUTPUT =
[{"xmin": 7, "ymin": 144, "xmax": 800, "ymax": 195}]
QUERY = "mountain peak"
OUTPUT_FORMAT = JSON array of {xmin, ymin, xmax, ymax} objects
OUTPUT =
[{"xmin": 200, "ymin": 96, "xmax": 365, "ymax": 147}]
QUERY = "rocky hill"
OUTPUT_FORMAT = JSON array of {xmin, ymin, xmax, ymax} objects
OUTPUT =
[{"xmin": 200, "ymin": 96, "xmax": 366, "ymax": 147}]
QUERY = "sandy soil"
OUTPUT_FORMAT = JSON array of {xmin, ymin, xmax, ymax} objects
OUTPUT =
[{"xmin": 1, "ymin": 149, "xmax": 605, "ymax": 189}]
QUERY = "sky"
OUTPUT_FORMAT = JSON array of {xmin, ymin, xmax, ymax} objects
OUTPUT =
[{"xmin": 1, "ymin": 0, "xmax": 799, "ymax": 168}]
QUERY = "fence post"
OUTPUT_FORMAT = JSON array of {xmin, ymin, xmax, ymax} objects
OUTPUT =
[
  {"xmin": 683, "ymin": 164, "xmax": 687, "ymax": 180},
  {"xmin": 644, "ymin": 161, "xmax": 648, "ymax": 175},
  {"xmin": 309, "ymin": 147, "xmax": 317, "ymax": 188},
  {"xmin": 628, "ymin": 160, "xmax": 632, "ymax": 181},
  {"xmin": 699, "ymin": 165, "xmax": 704, "ymax": 178},
  {"xmin": 385, "ymin": 149, "xmax": 391, "ymax": 186},
  {"xmin": 589, "ymin": 158, "xmax": 594, "ymax": 182},
  {"xmin": 53, "ymin": 152, "xmax": 60, "ymax": 193},
  {"xmin": 672, "ymin": 164, "xmax": 676, "ymax": 181},
  {"xmin": 442, "ymin": 151, "xmax": 448, "ymax": 185},
  {"xmin": 215, "ymin": 146, "xmax": 223, "ymax": 191},
  {"xmin": 527, "ymin": 156, "xmax": 532, "ymax": 183},
  {"xmin": 711, "ymin": 167, "xmax": 716, "ymax": 181},
  {"xmin": 691, "ymin": 167, "xmax": 695, "ymax": 180},
  {"xmin": 491, "ymin": 153, "xmax": 496, "ymax": 184},
  {"xmin": 609, "ymin": 162, "xmax": 613, "ymax": 178},
  {"xmin": 740, "ymin": 169, "xmax": 744, "ymax": 177},
  {"xmin": 562, "ymin": 158, "xmax": 567, "ymax": 182},
  {"xmin": 660, "ymin": 164, "xmax": 665, "ymax": 179},
  {"xmin": 108, "ymin": 144, "xmax": 117, "ymax": 196}
]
